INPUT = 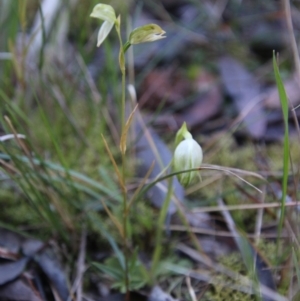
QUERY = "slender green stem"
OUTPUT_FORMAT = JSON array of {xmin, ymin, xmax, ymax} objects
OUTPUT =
[
  {"xmin": 121, "ymin": 60, "xmax": 126, "ymax": 139},
  {"xmin": 121, "ymin": 68, "xmax": 129, "ymax": 299},
  {"xmin": 123, "ymin": 41, "xmax": 131, "ymax": 53},
  {"xmin": 151, "ymin": 176, "xmax": 173, "ymax": 283},
  {"xmin": 119, "ymin": 35, "xmax": 130, "ymax": 299},
  {"xmin": 122, "ymin": 152, "xmax": 130, "ymax": 300}
]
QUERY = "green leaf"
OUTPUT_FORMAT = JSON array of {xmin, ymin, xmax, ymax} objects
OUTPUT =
[
  {"xmin": 93, "ymin": 255, "xmax": 147, "ymax": 293},
  {"xmin": 93, "ymin": 262, "xmax": 123, "ymax": 279},
  {"xmin": 272, "ymin": 52, "xmax": 289, "ymax": 244}
]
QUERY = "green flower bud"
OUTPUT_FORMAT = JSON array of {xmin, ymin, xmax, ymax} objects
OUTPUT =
[
  {"xmin": 174, "ymin": 123, "xmax": 203, "ymax": 187},
  {"xmin": 128, "ymin": 24, "xmax": 166, "ymax": 45}
]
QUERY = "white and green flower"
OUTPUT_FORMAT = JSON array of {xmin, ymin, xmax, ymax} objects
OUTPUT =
[
  {"xmin": 90, "ymin": 3, "xmax": 166, "ymax": 51},
  {"xmin": 129, "ymin": 24, "xmax": 166, "ymax": 45},
  {"xmin": 90, "ymin": 4, "xmax": 116, "ymax": 47},
  {"xmin": 174, "ymin": 123, "xmax": 203, "ymax": 187}
]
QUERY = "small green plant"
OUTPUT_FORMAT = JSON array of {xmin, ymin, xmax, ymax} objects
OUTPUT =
[
  {"xmin": 93, "ymin": 251, "xmax": 148, "ymax": 293},
  {"xmin": 87, "ymin": 6, "xmax": 265, "ymax": 289},
  {"xmin": 90, "ymin": 3, "xmax": 167, "ymax": 298},
  {"xmin": 89, "ymin": 3, "xmax": 208, "ymax": 297},
  {"xmin": 89, "ymin": 4, "xmax": 261, "ymax": 295}
]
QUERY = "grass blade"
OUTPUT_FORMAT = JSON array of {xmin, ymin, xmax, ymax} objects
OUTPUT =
[{"xmin": 272, "ymin": 52, "xmax": 289, "ymax": 242}]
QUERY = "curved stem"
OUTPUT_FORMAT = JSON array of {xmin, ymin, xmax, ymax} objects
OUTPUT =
[
  {"xmin": 138, "ymin": 165, "xmax": 263, "ymax": 201},
  {"xmin": 123, "ymin": 41, "xmax": 131, "ymax": 53}
]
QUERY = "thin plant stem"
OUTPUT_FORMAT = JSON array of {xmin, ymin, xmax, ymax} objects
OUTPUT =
[
  {"xmin": 151, "ymin": 176, "xmax": 173, "ymax": 283},
  {"xmin": 121, "ymin": 62, "xmax": 126, "ymax": 134},
  {"xmin": 120, "ymin": 43, "xmax": 130, "ymax": 300},
  {"xmin": 121, "ymin": 76, "xmax": 129, "ymax": 301},
  {"xmin": 122, "ymin": 152, "xmax": 130, "ymax": 300}
]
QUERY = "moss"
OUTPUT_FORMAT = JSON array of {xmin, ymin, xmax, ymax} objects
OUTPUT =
[
  {"xmin": 0, "ymin": 191, "xmax": 39, "ymax": 225},
  {"xmin": 256, "ymin": 239, "xmax": 291, "ymax": 295},
  {"xmin": 204, "ymin": 285, "xmax": 255, "ymax": 301},
  {"xmin": 256, "ymin": 239, "xmax": 278, "ymax": 266},
  {"xmin": 204, "ymin": 135, "xmax": 300, "ymax": 174},
  {"xmin": 193, "ymin": 136, "xmax": 300, "ymax": 231},
  {"xmin": 202, "ymin": 253, "xmax": 255, "ymax": 301}
]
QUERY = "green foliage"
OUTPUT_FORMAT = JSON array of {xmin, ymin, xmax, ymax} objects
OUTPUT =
[
  {"xmin": 93, "ymin": 251, "xmax": 148, "ymax": 293},
  {"xmin": 0, "ymin": 188, "xmax": 40, "ymax": 226},
  {"xmin": 130, "ymin": 201, "xmax": 156, "ymax": 237},
  {"xmin": 272, "ymin": 53, "xmax": 290, "ymax": 245}
]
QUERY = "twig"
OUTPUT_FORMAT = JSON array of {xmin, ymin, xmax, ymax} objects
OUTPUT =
[
  {"xmin": 0, "ymin": 134, "xmax": 26, "ymax": 141},
  {"xmin": 67, "ymin": 228, "xmax": 87, "ymax": 301},
  {"xmin": 254, "ymin": 185, "xmax": 266, "ymax": 245},
  {"xmin": 283, "ymin": 0, "xmax": 300, "ymax": 82},
  {"xmin": 186, "ymin": 276, "xmax": 197, "ymax": 301},
  {"xmin": 76, "ymin": 228, "xmax": 87, "ymax": 301},
  {"xmin": 191, "ymin": 201, "xmax": 300, "ymax": 213},
  {"xmin": 167, "ymin": 224, "xmax": 288, "ymax": 238}
]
